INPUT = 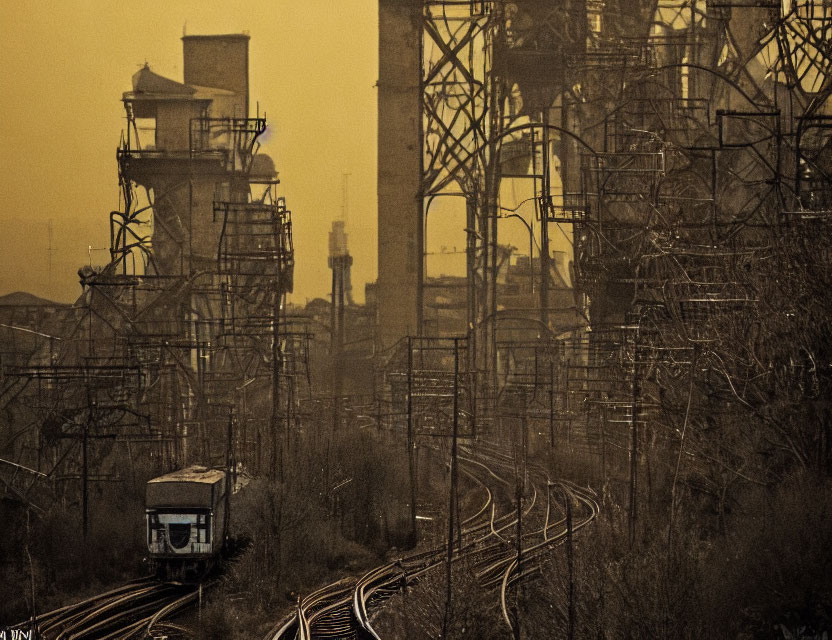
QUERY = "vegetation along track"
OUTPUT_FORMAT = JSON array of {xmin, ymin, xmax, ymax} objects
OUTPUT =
[
  {"xmin": 12, "ymin": 577, "xmax": 209, "ymax": 640},
  {"xmin": 267, "ymin": 442, "xmax": 599, "ymax": 639}
]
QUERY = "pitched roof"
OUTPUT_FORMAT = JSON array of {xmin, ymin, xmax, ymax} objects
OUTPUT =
[
  {"xmin": 131, "ymin": 64, "xmax": 196, "ymax": 96},
  {"xmin": 147, "ymin": 465, "xmax": 225, "ymax": 485}
]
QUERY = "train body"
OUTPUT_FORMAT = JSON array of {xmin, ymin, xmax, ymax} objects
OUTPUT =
[{"xmin": 145, "ymin": 465, "xmax": 227, "ymax": 581}]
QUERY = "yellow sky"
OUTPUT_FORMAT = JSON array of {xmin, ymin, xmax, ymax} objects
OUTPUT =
[
  {"xmin": 0, "ymin": 1, "xmax": 573, "ymax": 306},
  {"xmin": 0, "ymin": 0, "xmax": 379, "ymax": 304}
]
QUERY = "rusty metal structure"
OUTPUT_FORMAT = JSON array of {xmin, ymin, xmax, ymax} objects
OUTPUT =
[
  {"xmin": 1, "ymin": 7, "xmax": 830, "ymax": 636},
  {"xmin": 377, "ymin": 0, "xmax": 832, "ymax": 519},
  {"xmin": 0, "ymin": 35, "xmax": 303, "ymax": 516},
  {"xmin": 2, "ymin": 0, "xmax": 830, "ymax": 557}
]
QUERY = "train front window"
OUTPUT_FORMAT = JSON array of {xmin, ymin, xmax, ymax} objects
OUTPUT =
[
  {"xmin": 196, "ymin": 512, "xmax": 211, "ymax": 543},
  {"xmin": 147, "ymin": 513, "xmax": 163, "ymax": 545},
  {"xmin": 168, "ymin": 522, "xmax": 191, "ymax": 549}
]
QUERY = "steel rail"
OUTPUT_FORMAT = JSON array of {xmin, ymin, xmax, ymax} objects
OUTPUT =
[
  {"xmin": 499, "ymin": 482, "xmax": 600, "ymax": 633},
  {"xmin": 21, "ymin": 579, "xmax": 197, "ymax": 640},
  {"xmin": 267, "ymin": 445, "xmax": 589, "ymax": 640}
]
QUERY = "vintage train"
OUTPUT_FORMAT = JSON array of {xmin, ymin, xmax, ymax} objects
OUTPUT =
[{"xmin": 145, "ymin": 465, "xmax": 229, "ymax": 581}]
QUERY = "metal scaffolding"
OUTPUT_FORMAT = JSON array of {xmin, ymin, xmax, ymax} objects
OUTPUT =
[
  {"xmin": 374, "ymin": 0, "xmax": 832, "ymax": 515},
  {"xmin": 0, "ymin": 40, "xmax": 305, "ymax": 517}
]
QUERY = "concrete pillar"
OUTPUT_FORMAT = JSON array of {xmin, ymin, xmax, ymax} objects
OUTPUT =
[
  {"xmin": 182, "ymin": 34, "xmax": 249, "ymax": 118},
  {"xmin": 377, "ymin": 0, "xmax": 422, "ymax": 347}
]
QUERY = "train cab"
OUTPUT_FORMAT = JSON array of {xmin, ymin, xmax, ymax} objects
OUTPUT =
[{"xmin": 145, "ymin": 465, "xmax": 227, "ymax": 580}]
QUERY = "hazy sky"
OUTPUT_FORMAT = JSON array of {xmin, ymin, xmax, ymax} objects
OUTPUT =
[
  {"xmin": 0, "ymin": 1, "xmax": 573, "ymax": 305},
  {"xmin": 0, "ymin": 1, "xmax": 378, "ymax": 304}
]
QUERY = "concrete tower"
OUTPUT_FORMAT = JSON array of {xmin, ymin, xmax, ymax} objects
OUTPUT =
[{"xmin": 377, "ymin": 0, "xmax": 422, "ymax": 347}]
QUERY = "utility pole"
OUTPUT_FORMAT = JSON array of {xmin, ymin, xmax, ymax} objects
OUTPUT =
[
  {"xmin": 540, "ymin": 111, "xmax": 552, "ymax": 329},
  {"xmin": 331, "ymin": 265, "xmax": 339, "ymax": 432},
  {"xmin": 337, "ymin": 256, "xmax": 346, "ymax": 404},
  {"xmin": 549, "ymin": 358, "xmax": 555, "ymax": 449},
  {"xmin": 82, "ymin": 415, "xmax": 88, "ymax": 540},
  {"xmin": 560, "ymin": 92, "xmax": 570, "ymax": 220},
  {"xmin": 669, "ymin": 347, "xmax": 698, "ymax": 550},
  {"xmin": 271, "ymin": 289, "xmax": 282, "ymax": 480},
  {"xmin": 442, "ymin": 337, "xmax": 460, "ymax": 637},
  {"xmin": 26, "ymin": 510, "xmax": 39, "ymax": 638},
  {"xmin": 565, "ymin": 358, "xmax": 572, "ymax": 447},
  {"xmin": 564, "ymin": 486, "xmax": 575, "ymax": 640},
  {"xmin": 224, "ymin": 407, "xmax": 233, "ymax": 545},
  {"xmin": 406, "ymin": 337, "xmax": 417, "ymax": 544},
  {"xmin": 65, "ymin": 385, "xmax": 113, "ymax": 542},
  {"xmin": 329, "ymin": 227, "xmax": 351, "ymax": 433},
  {"xmin": 514, "ymin": 390, "xmax": 529, "ymax": 639},
  {"xmin": 629, "ymin": 338, "xmax": 640, "ymax": 547},
  {"xmin": 329, "ymin": 258, "xmax": 348, "ymax": 432},
  {"xmin": 82, "ymin": 388, "xmax": 96, "ymax": 541}
]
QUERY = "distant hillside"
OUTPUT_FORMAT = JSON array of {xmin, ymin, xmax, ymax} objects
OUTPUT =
[{"xmin": 0, "ymin": 291, "xmax": 69, "ymax": 307}]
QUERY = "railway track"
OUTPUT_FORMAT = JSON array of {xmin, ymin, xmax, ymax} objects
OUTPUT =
[
  {"xmin": 461, "ymin": 443, "xmax": 600, "ymax": 635},
  {"xmin": 496, "ymin": 479, "xmax": 599, "ymax": 634},
  {"xmin": 12, "ymin": 577, "xmax": 209, "ymax": 640},
  {"xmin": 265, "ymin": 454, "xmax": 502, "ymax": 640},
  {"xmin": 266, "ymin": 442, "xmax": 599, "ymax": 639},
  {"xmin": 20, "ymin": 446, "xmax": 595, "ymax": 640}
]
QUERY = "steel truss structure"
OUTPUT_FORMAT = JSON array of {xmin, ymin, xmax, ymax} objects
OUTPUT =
[
  {"xmin": 1, "ymin": 60, "xmax": 306, "ymax": 514},
  {"xmin": 397, "ymin": 0, "xmax": 832, "ymax": 517}
]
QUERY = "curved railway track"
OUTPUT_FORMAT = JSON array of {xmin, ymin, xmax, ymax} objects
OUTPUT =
[
  {"xmin": 266, "ymin": 442, "xmax": 599, "ymax": 639},
  {"xmin": 497, "ymin": 479, "xmax": 599, "ymax": 634},
  {"xmin": 17, "ymin": 444, "xmax": 597, "ymax": 640},
  {"xmin": 12, "ymin": 577, "xmax": 209, "ymax": 640}
]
